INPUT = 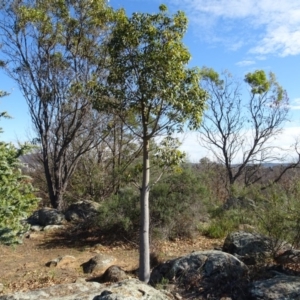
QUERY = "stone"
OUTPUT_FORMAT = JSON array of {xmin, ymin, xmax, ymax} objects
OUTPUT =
[
  {"xmin": 222, "ymin": 231, "xmax": 291, "ymax": 265},
  {"xmin": 64, "ymin": 200, "xmax": 101, "ymax": 222},
  {"xmin": 43, "ymin": 225, "xmax": 65, "ymax": 231},
  {"xmin": 30, "ymin": 225, "xmax": 43, "ymax": 232},
  {"xmin": 45, "ymin": 255, "xmax": 76, "ymax": 267},
  {"xmin": 249, "ymin": 274, "xmax": 300, "ymax": 300},
  {"xmin": 0, "ymin": 279, "xmax": 173, "ymax": 300},
  {"xmin": 81, "ymin": 254, "xmax": 116, "ymax": 274},
  {"xmin": 102, "ymin": 265, "xmax": 128, "ymax": 283},
  {"xmin": 0, "ymin": 281, "xmax": 102, "ymax": 300},
  {"xmin": 26, "ymin": 211, "xmax": 40, "ymax": 225},
  {"xmin": 150, "ymin": 250, "xmax": 248, "ymax": 285},
  {"xmin": 274, "ymin": 249, "xmax": 300, "ymax": 265},
  {"xmin": 92, "ymin": 279, "xmax": 174, "ymax": 300},
  {"xmin": 38, "ymin": 208, "xmax": 65, "ymax": 226}
]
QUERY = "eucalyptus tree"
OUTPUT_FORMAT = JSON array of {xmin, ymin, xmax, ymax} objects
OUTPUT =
[
  {"xmin": 199, "ymin": 68, "xmax": 297, "ymax": 192},
  {"xmin": 94, "ymin": 5, "xmax": 207, "ymax": 282},
  {"xmin": 0, "ymin": 0, "xmax": 119, "ymax": 209}
]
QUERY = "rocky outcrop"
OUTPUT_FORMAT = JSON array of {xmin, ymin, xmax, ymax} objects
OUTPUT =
[
  {"xmin": 151, "ymin": 250, "xmax": 248, "ymax": 284},
  {"xmin": 222, "ymin": 231, "xmax": 291, "ymax": 265},
  {"xmin": 0, "ymin": 280, "xmax": 102, "ymax": 300},
  {"xmin": 37, "ymin": 208, "xmax": 65, "ymax": 226},
  {"xmin": 249, "ymin": 274, "xmax": 300, "ymax": 300},
  {"xmin": 0, "ymin": 279, "xmax": 173, "ymax": 300},
  {"xmin": 81, "ymin": 254, "xmax": 116, "ymax": 274},
  {"xmin": 64, "ymin": 200, "xmax": 101, "ymax": 222},
  {"xmin": 150, "ymin": 250, "xmax": 248, "ymax": 298},
  {"xmin": 92, "ymin": 279, "xmax": 174, "ymax": 300}
]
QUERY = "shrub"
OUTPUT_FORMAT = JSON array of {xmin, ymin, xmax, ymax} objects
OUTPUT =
[
  {"xmin": 201, "ymin": 208, "xmax": 253, "ymax": 238},
  {"xmin": 97, "ymin": 165, "xmax": 211, "ymax": 240},
  {"xmin": 97, "ymin": 187, "xmax": 140, "ymax": 238},
  {"xmin": 150, "ymin": 166, "xmax": 210, "ymax": 239},
  {"xmin": 0, "ymin": 142, "xmax": 39, "ymax": 244}
]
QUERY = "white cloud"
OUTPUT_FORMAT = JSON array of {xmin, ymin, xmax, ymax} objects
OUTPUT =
[
  {"xmin": 289, "ymin": 98, "xmax": 300, "ymax": 110},
  {"xmin": 177, "ymin": 126, "xmax": 300, "ymax": 163},
  {"xmin": 169, "ymin": 0, "xmax": 300, "ymax": 57},
  {"xmin": 236, "ymin": 60, "xmax": 256, "ymax": 67}
]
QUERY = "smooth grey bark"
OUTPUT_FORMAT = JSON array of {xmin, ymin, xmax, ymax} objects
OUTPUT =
[{"xmin": 139, "ymin": 138, "xmax": 150, "ymax": 282}]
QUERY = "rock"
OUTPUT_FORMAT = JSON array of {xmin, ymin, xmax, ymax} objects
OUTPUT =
[
  {"xmin": 222, "ymin": 231, "xmax": 291, "ymax": 265},
  {"xmin": 26, "ymin": 210, "xmax": 40, "ymax": 225},
  {"xmin": 30, "ymin": 225, "xmax": 43, "ymax": 232},
  {"xmin": 0, "ymin": 283, "xmax": 3, "ymax": 293},
  {"xmin": 223, "ymin": 197, "xmax": 255, "ymax": 210},
  {"xmin": 43, "ymin": 225, "xmax": 65, "ymax": 231},
  {"xmin": 274, "ymin": 249, "xmax": 300, "ymax": 264},
  {"xmin": 249, "ymin": 274, "xmax": 300, "ymax": 300},
  {"xmin": 102, "ymin": 265, "xmax": 128, "ymax": 283},
  {"xmin": 65, "ymin": 200, "xmax": 101, "ymax": 222},
  {"xmin": 0, "ymin": 279, "xmax": 173, "ymax": 300},
  {"xmin": 81, "ymin": 254, "xmax": 116, "ymax": 274},
  {"xmin": 38, "ymin": 208, "xmax": 65, "ymax": 226},
  {"xmin": 0, "ymin": 280, "xmax": 102, "ymax": 300},
  {"xmin": 45, "ymin": 255, "xmax": 76, "ymax": 267},
  {"xmin": 92, "ymin": 279, "xmax": 174, "ymax": 300},
  {"xmin": 150, "ymin": 250, "xmax": 248, "ymax": 286}
]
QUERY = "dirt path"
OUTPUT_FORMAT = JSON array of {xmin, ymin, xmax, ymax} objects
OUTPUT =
[{"xmin": 0, "ymin": 227, "xmax": 223, "ymax": 295}]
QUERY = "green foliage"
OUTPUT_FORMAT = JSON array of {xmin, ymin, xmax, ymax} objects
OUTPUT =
[
  {"xmin": 150, "ymin": 166, "xmax": 209, "ymax": 239},
  {"xmin": 0, "ymin": 142, "xmax": 39, "ymax": 244},
  {"xmin": 245, "ymin": 70, "xmax": 270, "ymax": 94},
  {"xmin": 97, "ymin": 165, "xmax": 210, "ymax": 240},
  {"xmin": 95, "ymin": 5, "xmax": 208, "ymax": 135},
  {"xmin": 255, "ymin": 182, "xmax": 300, "ymax": 249},
  {"xmin": 245, "ymin": 70, "xmax": 284, "ymax": 101},
  {"xmin": 97, "ymin": 187, "xmax": 140, "ymax": 236},
  {"xmin": 201, "ymin": 208, "xmax": 252, "ymax": 238},
  {"xmin": 0, "ymin": 92, "xmax": 39, "ymax": 244}
]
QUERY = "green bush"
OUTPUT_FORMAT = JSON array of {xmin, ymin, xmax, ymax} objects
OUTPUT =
[
  {"xmin": 201, "ymin": 208, "xmax": 253, "ymax": 238},
  {"xmin": 150, "ymin": 166, "xmax": 210, "ymax": 239},
  {"xmin": 97, "ymin": 165, "xmax": 211, "ymax": 240},
  {"xmin": 0, "ymin": 142, "xmax": 39, "ymax": 244},
  {"xmin": 97, "ymin": 187, "xmax": 140, "ymax": 237},
  {"xmin": 255, "ymin": 182, "xmax": 300, "ymax": 250}
]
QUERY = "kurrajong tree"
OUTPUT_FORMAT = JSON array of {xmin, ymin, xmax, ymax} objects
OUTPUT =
[
  {"xmin": 199, "ymin": 68, "xmax": 298, "ymax": 193},
  {"xmin": 0, "ymin": 0, "xmax": 119, "ymax": 209},
  {"xmin": 94, "ymin": 5, "xmax": 207, "ymax": 282}
]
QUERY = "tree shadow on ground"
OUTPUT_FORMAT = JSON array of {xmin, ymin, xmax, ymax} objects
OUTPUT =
[{"xmin": 37, "ymin": 222, "xmax": 138, "ymax": 250}]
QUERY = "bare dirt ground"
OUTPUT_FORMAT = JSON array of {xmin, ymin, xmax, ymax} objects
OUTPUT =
[{"xmin": 0, "ymin": 225, "xmax": 223, "ymax": 295}]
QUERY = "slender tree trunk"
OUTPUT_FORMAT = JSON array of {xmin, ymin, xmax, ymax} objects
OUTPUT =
[{"xmin": 139, "ymin": 138, "xmax": 150, "ymax": 282}]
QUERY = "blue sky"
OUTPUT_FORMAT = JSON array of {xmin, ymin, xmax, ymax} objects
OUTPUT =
[{"xmin": 0, "ymin": 0, "xmax": 300, "ymax": 161}]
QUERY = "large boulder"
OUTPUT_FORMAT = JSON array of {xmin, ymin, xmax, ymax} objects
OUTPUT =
[
  {"xmin": 249, "ymin": 274, "xmax": 300, "ymax": 300},
  {"xmin": 150, "ymin": 250, "xmax": 248, "ymax": 298},
  {"xmin": 222, "ymin": 231, "xmax": 291, "ymax": 265},
  {"xmin": 65, "ymin": 200, "xmax": 101, "ymax": 222},
  {"xmin": 37, "ymin": 208, "xmax": 65, "ymax": 226}
]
